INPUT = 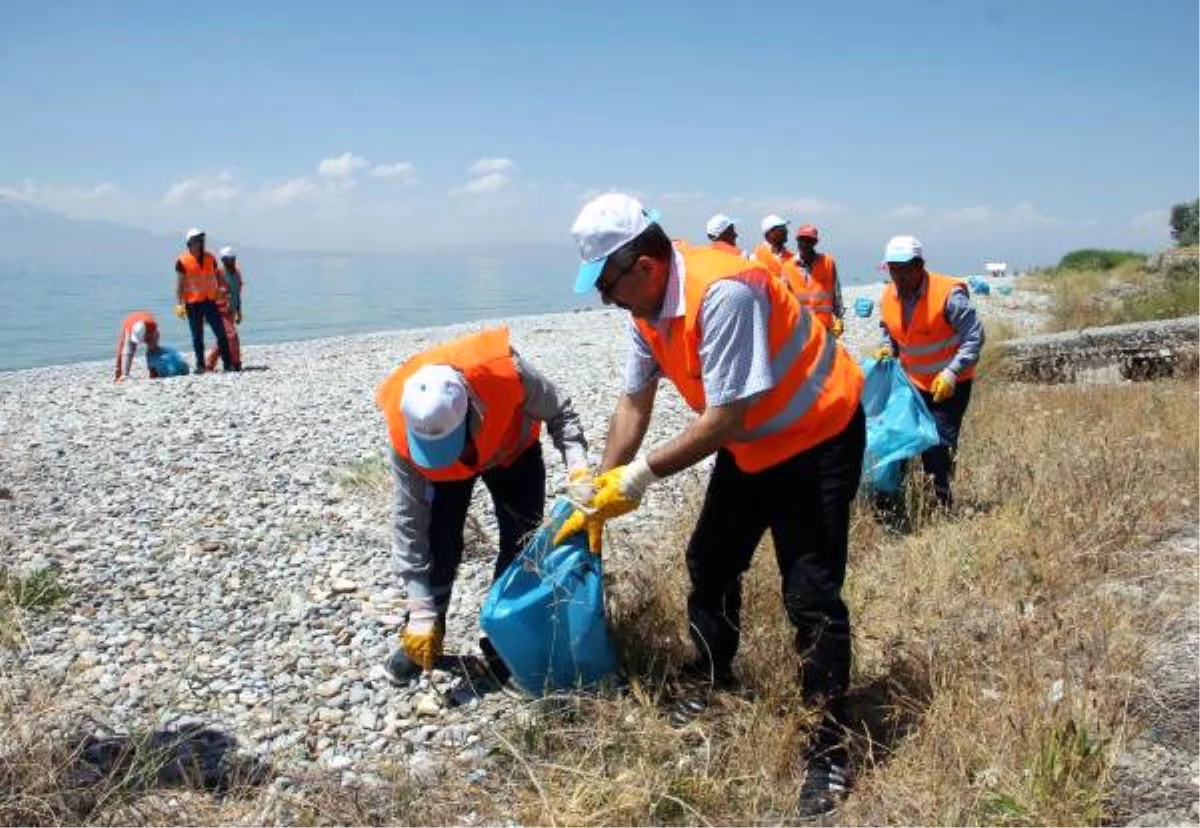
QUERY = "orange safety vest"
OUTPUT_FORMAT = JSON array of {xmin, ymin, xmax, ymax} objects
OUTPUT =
[
  {"xmin": 709, "ymin": 240, "xmax": 742, "ymax": 256},
  {"xmin": 635, "ymin": 241, "xmax": 863, "ymax": 473},
  {"xmin": 115, "ymin": 311, "xmax": 157, "ymax": 375},
  {"xmin": 880, "ymin": 271, "xmax": 977, "ymax": 391},
  {"xmin": 177, "ymin": 251, "xmax": 221, "ymax": 303},
  {"xmin": 789, "ymin": 253, "xmax": 838, "ymax": 329},
  {"xmin": 752, "ymin": 242, "xmax": 796, "ymax": 278},
  {"xmin": 376, "ymin": 327, "xmax": 542, "ymax": 482}
]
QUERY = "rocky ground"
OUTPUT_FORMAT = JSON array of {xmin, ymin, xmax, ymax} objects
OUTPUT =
[{"xmin": 5, "ymin": 280, "xmax": 1153, "ymax": 807}]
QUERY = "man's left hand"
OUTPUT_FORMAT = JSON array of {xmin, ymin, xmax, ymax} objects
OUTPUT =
[
  {"xmin": 553, "ymin": 457, "xmax": 658, "ymax": 553},
  {"xmin": 931, "ymin": 369, "xmax": 957, "ymax": 403},
  {"xmin": 831, "ymin": 317, "xmax": 844, "ymax": 338}
]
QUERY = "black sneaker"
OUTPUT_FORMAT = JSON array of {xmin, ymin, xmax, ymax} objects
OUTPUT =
[
  {"xmin": 384, "ymin": 648, "xmax": 422, "ymax": 686},
  {"xmin": 667, "ymin": 659, "xmax": 737, "ymax": 728},
  {"xmin": 479, "ymin": 637, "xmax": 511, "ymax": 685},
  {"xmin": 797, "ymin": 754, "xmax": 848, "ymax": 819}
]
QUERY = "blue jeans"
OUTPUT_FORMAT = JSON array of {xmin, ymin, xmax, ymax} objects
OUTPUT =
[{"xmin": 186, "ymin": 300, "xmax": 232, "ymax": 371}]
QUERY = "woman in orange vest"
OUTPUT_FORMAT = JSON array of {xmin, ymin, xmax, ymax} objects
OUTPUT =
[
  {"xmin": 562, "ymin": 194, "xmax": 865, "ymax": 818},
  {"xmin": 175, "ymin": 228, "xmax": 234, "ymax": 373},
  {"xmin": 114, "ymin": 311, "xmax": 160, "ymax": 382},
  {"xmin": 793, "ymin": 224, "xmax": 845, "ymax": 337},
  {"xmin": 376, "ymin": 327, "xmax": 590, "ymax": 684},
  {"xmin": 876, "ymin": 235, "xmax": 985, "ymax": 510}
]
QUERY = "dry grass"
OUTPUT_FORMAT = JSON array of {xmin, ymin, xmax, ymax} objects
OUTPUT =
[
  {"xmin": 1022, "ymin": 260, "xmax": 1198, "ymax": 331},
  {"xmin": 2, "ymin": 380, "xmax": 1196, "ymax": 826}
]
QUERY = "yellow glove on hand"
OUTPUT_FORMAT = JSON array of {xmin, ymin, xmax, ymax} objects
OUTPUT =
[
  {"xmin": 400, "ymin": 599, "xmax": 444, "ymax": 671},
  {"xmin": 173, "ymin": 304, "xmax": 187, "ymax": 319},
  {"xmin": 930, "ymin": 369, "xmax": 957, "ymax": 403},
  {"xmin": 553, "ymin": 456, "xmax": 659, "ymax": 554},
  {"xmin": 873, "ymin": 345, "xmax": 893, "ymax": 361},
  {"xmin": 831, "ymin": 317, "xmax": 844, "ymax": 338}
]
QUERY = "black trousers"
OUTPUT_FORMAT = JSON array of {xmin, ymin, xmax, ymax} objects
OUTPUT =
[
  {"xmin": 686, "ymin": 406, "xmax": 865, "ymax": 701},
  {"xmin": 427, "ymin": 442, "xmax": 546, "ymax": 612},
  {"xmin": 186, "ymin": 300, "xmax": 232, "ymax": 371},
  {"xmin": 916, "ymin": 378, "xmax": 973, "ymax": 506}
]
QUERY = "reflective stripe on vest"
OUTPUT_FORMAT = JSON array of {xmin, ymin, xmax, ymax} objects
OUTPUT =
[
  {"xmin": 375, "ymin": 326, "xmax": 541, "ymax": 482},
  {"xmin": 178, "ymin": 252, "xmax": 220, "ymax": 303},
  {"xmin": 789, "ymin": 254, "xmax": 837, "ymax": 326},
  {"xmin": 634, "ymin": 241, "xmax": 862, "ymax": 472},
  {"xmin": 880, "ymin": 271, "xmax": 977, "ymax": 391}
]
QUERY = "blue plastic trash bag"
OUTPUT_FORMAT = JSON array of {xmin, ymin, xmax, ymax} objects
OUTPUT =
[
  {"xmin": 480, "ymin": 498, "xmax": 619, "ymax": 695},
  {"xmin": 854, "ymin": 296, "xmax": 874, "ymax": 318},
  {"xmin": 966, "ymin": 275, "xmax": 992, "ymax": 296},
  {"xmin": 859, "ymin": 357, "xmax": 940, "ymax": 495},
  {"xmin": 146, "ymin": 347, "xmax": 190, "ymax": 377},
  {"xmin": 997, "ymin": 284, "xmax": 1013, "ymax": 296}
]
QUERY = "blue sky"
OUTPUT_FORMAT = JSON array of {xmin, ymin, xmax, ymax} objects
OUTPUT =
[{"xmin": 1, "ymin": 0, "xmax": 1196, "ymax": 276}]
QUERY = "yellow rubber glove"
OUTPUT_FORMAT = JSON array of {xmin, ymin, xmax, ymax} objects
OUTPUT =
[
  {"xmin": 400, "ymin": 600, "xmax": 445, "ymax": 671},
  {"xmin": 831, "ymin": 317, "xmax": 844, "ymax": 338},
  {"xmin": 173, "ymin": 304, "xmax": 187, "ymax": 320},
  {"xmin": 873, "ymin": 345, "xmax": 893, "ymax": 361},
  {"xmin": 554, "ymin": 457, "xmax": 658, "ymax": 553},
  {"xmin": 930, "ymin": 369, "xmax": 957, "ymax": 403}
]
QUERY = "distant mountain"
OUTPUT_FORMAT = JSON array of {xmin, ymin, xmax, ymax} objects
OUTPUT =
[{"xmin": 0, "ymin": 199, "xmax": 179, "ymax": 275}]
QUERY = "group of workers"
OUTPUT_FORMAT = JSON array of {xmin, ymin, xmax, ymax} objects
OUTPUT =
[
  {"xmin": 376, "ymin": 193, "xmax": 985, "ymax": 818},
  {"xmin": 114, "ymin": 227, "xmax": 246, "ymax": 382}
]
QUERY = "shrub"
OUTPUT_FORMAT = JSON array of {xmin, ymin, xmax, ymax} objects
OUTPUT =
[{"xmin": 1057, "ymin": 249, "xmax": 1147, "ymax": 271}]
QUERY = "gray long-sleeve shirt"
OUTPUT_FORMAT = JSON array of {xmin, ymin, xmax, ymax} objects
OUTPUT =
[
  {"xmin": 389, "ymin": 351, "xmax": 588, "ymax": 605},
  {"xmin": 879, "ymin": 278, "xmax": 985, "ymax": 377}
]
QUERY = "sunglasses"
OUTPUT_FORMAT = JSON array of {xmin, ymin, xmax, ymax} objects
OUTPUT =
[{"xmin": 596, "ymin": 256, "xmax": 637, "ymax": 298}]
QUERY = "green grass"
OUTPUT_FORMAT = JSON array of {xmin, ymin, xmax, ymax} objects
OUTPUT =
[
  {"xmin": 0, "ymin": 565, "xmax": 69, "ymax": 649},
  {"xmin": 1057, "ymin": 249, "xmax": 1147, "ymax": 271}
]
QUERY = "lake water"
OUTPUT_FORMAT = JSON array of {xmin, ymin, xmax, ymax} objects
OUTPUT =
[{"xmin": 0, "ymin": 247, "xmax": 601, "ymax": 372}]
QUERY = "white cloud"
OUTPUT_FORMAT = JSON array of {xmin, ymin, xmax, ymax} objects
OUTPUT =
[
  {"xmin": 162, "ymin": 171, "xmax": 241, "ymax": 206},
  {"xmin": 369, "ymin": 162, "xmax": 416, "ymax": 183},
  {"xmin": 256, "ymin": 177, "xmax": 323, "ymax": 207},
  {"xmin": 455, "ymin": 172, "xmax": 511, "ymax": 194},
  {"xmin": 889, "ymin": 203, "xmax": 927, "ymax": 218},
  {"xmin": 318, "ymin": 152, "xmax": 369, "ymax": 179},
  {"xmin": 1, "ymin": 179, "xmax": 122, "ymax": 206},
  {"xmin": 469, "ymin": 157, "xmax": 515, "ymax": 176}
]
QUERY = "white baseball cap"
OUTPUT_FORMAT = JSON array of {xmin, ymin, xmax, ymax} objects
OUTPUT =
[
  {"xmin": 401, "ymin": 364, "xmax": 470, "ymax": 470},
  {"xmin": 185, "ymin": 227, "xmax": 205, "ymax": 243},
  {"xmin": 219, "ymin": 246, "xmax": 236, "ymax": 259},
  {"xmin": 570, "ymin": 193, "xmax": 659, "ymax": 295},
  {"xmin": 760, "ymin": 214, "xmax": 789, "ymax": 234},
  {"xmin": 705, "ymin": 213, "xmax": 737, "ymax": 239},
  {"xmin": 130, "ymin": 321, "xmax": 147, "ymax": 345},
  {"xmin": 884, "ymin": 235, "xmax": 925, "ymax": 263}
]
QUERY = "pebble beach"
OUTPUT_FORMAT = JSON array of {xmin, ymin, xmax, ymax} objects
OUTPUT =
[{"xmin": 0, "ymin": 281, "xmax": 1049, "ymax": 787}]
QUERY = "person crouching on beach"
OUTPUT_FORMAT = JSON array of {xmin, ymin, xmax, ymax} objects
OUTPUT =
[
  {"xmin": 375, "ymin": 326, "xmax": 590, "ymax": 684},
  {"xmin": 205, "ymin": 246, "xmax": 243, "ymax": 372},
  {"xmin": 115, "ymin": 311, "xmax": 161, "ymax": 382}
]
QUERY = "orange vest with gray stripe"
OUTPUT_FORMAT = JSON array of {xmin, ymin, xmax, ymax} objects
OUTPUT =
[
  {"xmin": 789, "ymin": 253, "xmax": 837, "ymax": 329},
  {"xmin": 376, "ymin": 327, "xmax": 542, "ymax": 482},
  {"xmin": 880, "ymin": 272, "xmax": 977, "ymax": 392},
  {"xmin": 635, "ymin": 241, "xmax": 863, "ymax": 473},
  {"xmin": 177, "ymin": 252, "xmax": 221, "ymax": 303}
]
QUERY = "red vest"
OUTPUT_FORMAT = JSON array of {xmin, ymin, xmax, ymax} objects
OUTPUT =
[
  {"xmin": 634, "ymin": 242, "xmax": 863, "ymax": 472},
  {"xmin": 880, "ymin": 272, "xmax": 977, "ymax": 391},
  {"xmin": 177, "ymin": 252, "xmax": 220, "ymax": 302},
  {"xmin": 376, "ymin": 327, "xmax": 541, "ymax": 482}
]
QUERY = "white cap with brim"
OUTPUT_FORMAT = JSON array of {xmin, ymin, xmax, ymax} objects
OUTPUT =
[
  {"xmin": 884, "ymin": 235, "xmax": 924, "ymax": 263},
  {"xmin": 571, "ymin": 193, "xmax": 659, "ymax": 295},
  {"xmin": 760, "ymin": 214, "xmax": 789, "ymax": 234},
  {"xmin": 401, "ymin": 364, "xmax": 470, "ymax": 470},
  {"xmin": 219, "ymin": 246, "xmax": 236, "ymax": 259},
  {"xmin": 705, "ymin": 213, "xmax": 737, "ymax": 239},
  {"xmin": 185, "ymin": 227, "xmax": 205, "ymax": 243}
]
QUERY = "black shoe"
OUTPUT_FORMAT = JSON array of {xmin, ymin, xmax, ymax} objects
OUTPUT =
[
  {"xmin": 667, "ymin": 659, "xmax": 737, "ymax": 728},
  {"xmin": 797, "ymin": 754, "xmax": 848, "ymax": 819},
  {"xmin": 479, "ymin": 637, "xmax": 511, "ymax": 685},
  {"xmin": 384, "ymin": 648, "xmax": 422, "ymax": 686}
]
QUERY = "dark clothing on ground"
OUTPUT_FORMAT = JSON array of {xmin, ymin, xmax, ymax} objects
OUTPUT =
[
  {"xmin": 685, "ymin": 405, "xmax": 866, "ymax": 701},
  {"xmin": 426, "ymin": 441, "xmax": 546, "ymax": 613},
  {"xmin": 186, "ymin": 299, "xmax": 232, "ymax": 371}
]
